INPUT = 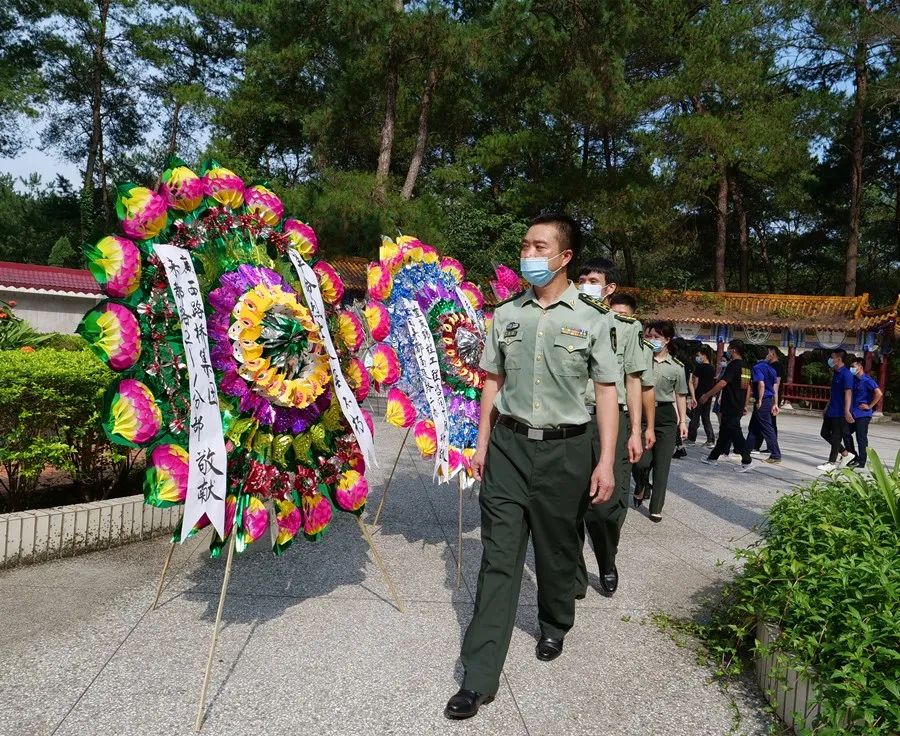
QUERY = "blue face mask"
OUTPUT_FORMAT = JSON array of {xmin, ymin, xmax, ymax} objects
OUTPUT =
[
  {"xmin": 648, "ymin": 339, "xmax": 664, "ymax": 354},
  {"xmin": 695, "ymin": 356, "xmax": 702, "ymax": 364},
  {"xmin": 520, "ymin": 253, "xmax": 564, "ymax": 287},
  {"xmin": 827, "ymin": 357, "xmax": 835, "ymax": 369}
]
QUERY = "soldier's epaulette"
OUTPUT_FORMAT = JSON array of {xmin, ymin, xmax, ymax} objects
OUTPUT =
[
  {"xmin": 640, "ymin": 338, "xmax": 654, "ymax": 351},
  {"xmin": 672, "ymin": 356, "xmax": 684, "ymax": 367},
  {"xmin": 613, "ymin": 312, "xmax": 637, "ymax": 323},
  {"xmin": 578, "ymin": 293, "xmax": 610, "ymax": 313},
  {"xmin": 494, "ymin": 290, "xmax": 525, "ymax": 309}
]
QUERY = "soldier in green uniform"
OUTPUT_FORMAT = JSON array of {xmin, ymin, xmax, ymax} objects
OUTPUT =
[
  {"xmin": 444, "ymin": 214, "xmax": 620, "ymax": 720},
  {"xmin": 632, "ymin": 321, "xmax": 689, "ymax": 521},
  {"xmin": 573, "ymin": 260, "xmax": 655, "ymax": 597}
]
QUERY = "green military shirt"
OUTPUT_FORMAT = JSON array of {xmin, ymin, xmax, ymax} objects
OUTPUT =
[
  {"xmin": 584, "ymin": 311, "xmax": 651, "ymax": 406},
  {"xmin": 480, "ymin": 283, "xmax": 619, "ymax": 428},
  {"xmin": 640, "ymin": 342, "xmax": 655, "ymax": 389},
  {"xmin": 649, "ymin": 353, "xmax": 689, "ymax": 402}
]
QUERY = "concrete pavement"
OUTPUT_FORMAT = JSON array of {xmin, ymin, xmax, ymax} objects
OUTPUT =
[{"xmin": 1, "ymin": 414, "xmax": 897, "ymax": 736}]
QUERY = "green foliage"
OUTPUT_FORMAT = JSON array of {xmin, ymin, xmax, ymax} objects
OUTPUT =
[
  {"xmin": 0, "ymin": 299, "xmax": 52, "ymax": 349},
  {"xmin": 281, "ymin": 170, "xmax": 445, "ymax": 258},
  {"xmin": 0, "ymin": 348, "xmax": 129, "ymax": 510},
  {"xmin": 801, "ymin": 361, "xmax": 831, "ymax": 386},
  {"xmin": 39, "ymin": 333, "xmax": 89, "ymax": 351},
  {"xmin": 700, "ymin": 459, "xmax": 900, "ymax": 735},
  {"xmin": 47, "ymin": 235, "xmax": 77, "ymax": 267}
]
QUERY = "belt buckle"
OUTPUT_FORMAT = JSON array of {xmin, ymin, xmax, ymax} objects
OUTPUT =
[{"xmin": 527, "ymin": 427, "xmax": 544, "ymax": 441}]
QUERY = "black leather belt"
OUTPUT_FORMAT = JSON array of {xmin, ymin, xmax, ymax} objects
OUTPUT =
[{"xmin": 497, "ymin": 415, "xmax": 588, "ymax": 441}]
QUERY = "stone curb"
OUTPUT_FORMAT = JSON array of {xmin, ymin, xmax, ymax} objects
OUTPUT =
[{"xmin": 0, "ymin": 494, "xmax": 178, "ymax": 569}]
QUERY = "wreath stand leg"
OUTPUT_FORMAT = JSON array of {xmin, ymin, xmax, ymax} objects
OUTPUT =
[
  {"xmin": 371, "ymin": 426, "xmax": 410, "ymax": 527},
  {"xmin": 356, "ymin": 515, "xmax": 405, "ymax": 613},
  {"xmin": 151, "ymin": 541, "xmax": 177, "ymax": 610},
  {"xmin": 194, "ymin": 532, "xmax": 237, "ymax": 732},
  {"xmin": 456, "ymin": 475, "xmax": 464, "ymax": 589}
]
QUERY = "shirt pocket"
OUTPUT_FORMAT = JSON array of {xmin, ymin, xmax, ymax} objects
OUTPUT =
[
  {"xmin": 552, "ymin": 334, "xmax": 590, "ymax": 377},
  {"xmin": 501, "ymin": 335, "xmax": 524, "ymax": 370}
]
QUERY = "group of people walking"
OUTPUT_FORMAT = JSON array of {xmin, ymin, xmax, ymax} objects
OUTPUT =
[{"xmin": 443, "ymin": 212, "xmax": 884, "ymax": 720}]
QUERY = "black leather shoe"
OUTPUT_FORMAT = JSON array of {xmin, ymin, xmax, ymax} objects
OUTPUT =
[
  {"xmin": 574, "ymin": 588, "xmax": 587, "ymax": 600},
  {"xmin": 444, "ymin": 689, "xmax": 494, "ymax": 720},
  {"xmin": 599, "ymin": 567, "xmax": 618, "ymax": 596},
  {"xmin": 535, "ymin": 636, "xmax": 564, "ymax": 661}
]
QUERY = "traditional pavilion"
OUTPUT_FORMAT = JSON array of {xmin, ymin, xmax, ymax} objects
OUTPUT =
[{"xmin": 616, "ymin": 288, "xmax": 897, "ymax": 412}]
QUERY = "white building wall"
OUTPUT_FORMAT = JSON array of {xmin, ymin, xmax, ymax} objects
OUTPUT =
[{"xmin": 0, "ymin": 289, "xmax": 101, "ymax": 334}]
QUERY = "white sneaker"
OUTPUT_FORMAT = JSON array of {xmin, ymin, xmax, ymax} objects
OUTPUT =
[
  {"xmin": 836, "ymin": 455, "xmax": 851, "ymax": 468},
  {"xmin": 735, "ymin": 463, "xmax": 752, "ymax": 473},
  {"xmin": 701, "ymin": 457, "xmax": 718, "ymax": 466},
  {"xmin": 816, "ymin": 462, "xmax": 837, "ymax": 472},
  {"xmin": 749, "ymin": 450, "xmax": 764, "ymax": 457}
]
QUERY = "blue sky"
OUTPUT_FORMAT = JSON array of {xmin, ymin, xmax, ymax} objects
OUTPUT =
[{"xmin": 0, "ymin": 148, "xmax": 82, "ymax": 190}]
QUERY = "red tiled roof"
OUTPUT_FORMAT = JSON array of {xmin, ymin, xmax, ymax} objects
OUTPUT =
[
  {"xmin": 0, "ymin": 261, "xmax": 102, "ymax": 296},
  {"xmin": 331, "ymin": 256, "xmax": 368, "ymax": 292}
]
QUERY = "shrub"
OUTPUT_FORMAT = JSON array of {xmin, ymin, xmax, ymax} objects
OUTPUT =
[
  {"xmin": 702, "ymin": 450, "xmax": 900, "ymax": 735},
  {"xmin": 801, "ymin": 361, "xmax": 831, "ymax": 386},
  {"xmin": 0, "ymin": 298, "xmax": 53, "ymax": 350},
  {"xmin": 0, "ymin": 349, "xmax": 130, "ymax": 510},
  {"xmin": 39, "ymin": 333, "xmax": 89, "ymax": 351}
]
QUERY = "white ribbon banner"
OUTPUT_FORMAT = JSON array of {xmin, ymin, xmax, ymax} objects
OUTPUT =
[
  {"xmin": 153, "ymin": 244, "xmax": 227, "ymax": 542},
  {"xmin": 455, "ymin": 286, "xmax": 484, "ymax": 337},
  {"xmin": 403, "ymin": 298, "xmax": 452, "ymax": 482},
  {"xmin": 288, "ymin": 250, "xmax": 377, "ymax": 467}
]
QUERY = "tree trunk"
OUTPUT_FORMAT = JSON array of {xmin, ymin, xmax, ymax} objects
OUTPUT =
[
  {"xmin": 98, "ymin": 140, "xmax": 110, "ymax": 228},
  {"xmin": 166, "ymin": 101, "xmax": 182, "ymax": 159},
  {"xmin": 81, "ymin": 0, "xmax": 110, "ymax": 238},
  {"xmin": 846, "ymin": 4, "xmax": 868, "ymax": 296},
  {"xmin": 401, "ymin": 68, "xmax": 438, "ymax": 200},
  {"xmin": 729, "ymin": 171, "xmax": 749, "ymax": 291},
  {"xmin": 374, "ymin": 0, "xmax": 404, "ymax": 202},
  {"xmin": 581, "ymin": 124, "xmax": 590, "ymax": 170},
  {"xmin": 601, "ymin": 128, "xmax": 612, "ymax": 172},
  {"xmin": 752, "ymin": 223, "xmax": 774, "ymax": 292},
  {"xmin": 622, "ymin": 240, "xmax": 636, "ymax": 285},
  {"xmin": 714, "ymin": 174, "xmax": 728, "ymax": 291}
]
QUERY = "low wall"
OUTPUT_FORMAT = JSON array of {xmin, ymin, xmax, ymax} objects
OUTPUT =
[
  {"xmin": 0, "ymin": 495, "xmax": 178, "ymax": 569},
  {"xmin": 755, "ymin": 622, "xmax": 822, "ymax": 733}
]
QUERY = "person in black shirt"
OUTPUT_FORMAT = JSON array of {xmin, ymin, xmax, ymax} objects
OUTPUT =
[
  {"xmin": 687, "ymin": 345, "xmax": 716, "ymax": 446},
  {"xmin": 699, "ymin": 339, "xmax": 752, "ymax": 471}
]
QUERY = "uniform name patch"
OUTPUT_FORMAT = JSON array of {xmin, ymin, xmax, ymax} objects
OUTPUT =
[{"xmin": 561, "ymin": 326, "xmax": 588, "ymax": 339}]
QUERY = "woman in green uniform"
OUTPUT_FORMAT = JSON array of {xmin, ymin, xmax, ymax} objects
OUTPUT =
[{"xmin": 632, "ymin": 321, "xmax": 689, "ymax": 521}]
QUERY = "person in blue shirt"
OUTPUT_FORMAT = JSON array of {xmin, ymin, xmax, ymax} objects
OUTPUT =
[
  {"xmin": 842, "ymin": 357, "xmax": 883, "ymax": 468},
  {"xmin": 816, "ymin": 349, "xmax": 855, "ymax": 472},
  {"xmin": 746, "ymin": 355, "xmax": 781, "ymax": 462}
]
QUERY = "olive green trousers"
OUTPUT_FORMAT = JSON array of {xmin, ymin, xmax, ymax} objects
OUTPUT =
[
  {"xmin": 632, "ymin": 402, "xmax": 677, "ymax": 515},
  {"xmin": 460, "ymin": 421, "xmax": 593, "ymax": 696},
  {"xmin": 575, "ymin": 408, "xmax": 630, "ymax": 588}
]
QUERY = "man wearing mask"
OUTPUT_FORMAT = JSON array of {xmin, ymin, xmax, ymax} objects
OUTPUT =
[
  {"xmin": 687, "ymin": 346, "xmax": 716, "ymax": 447},
  {"xmin": 745, "ymin": 351, "xmax": 782, "ymax": 463},
  {"xmin": 816, "ymin": 349, "xmax": 855, "ymax": 472},
  {"xmin": 750, "ymin": 347, "xmax": 783, "ymax": 455},
  {"xmin": 573, "ymin": 261, "xmax": 653, "ymax": 598},
  {"xmin": 842, "ymin": 357, "xmax": 882, "ymax": 468},
  {"xmin": 445, "ymin": 214, "xmax": 619, "ymax": 720},
  {"xmin": 699, "ymin": 339, "xmax": 753, "ymax": 471}
]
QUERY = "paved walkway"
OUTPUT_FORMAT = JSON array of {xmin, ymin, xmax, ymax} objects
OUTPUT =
[{"xmin": 2, "ymin": 415, "xmax": 897, "ymax": 736}]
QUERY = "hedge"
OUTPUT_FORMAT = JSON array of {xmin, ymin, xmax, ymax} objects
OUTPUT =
[{"xmin": 0, "ymin": 348, "xmax": 134, "ymax": 510}]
